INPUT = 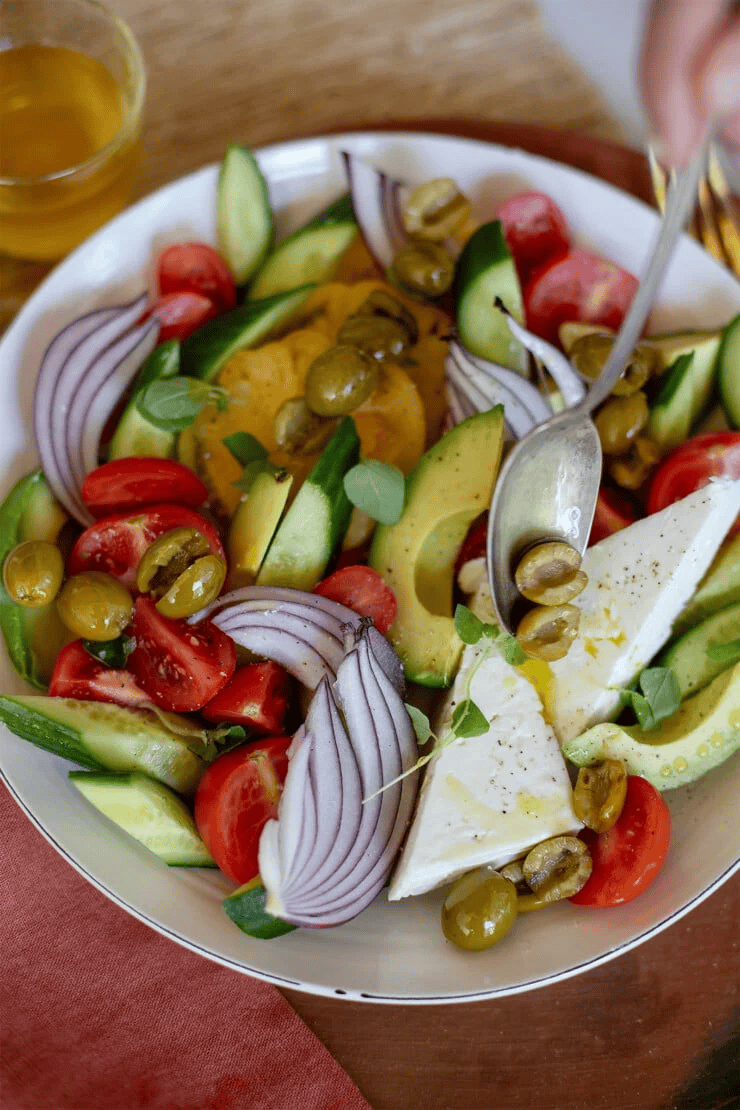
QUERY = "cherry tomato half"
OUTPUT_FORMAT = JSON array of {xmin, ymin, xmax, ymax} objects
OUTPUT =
[
  {"xmin": 202, "ymin": 661, "xmax": 291, "ymax": 733},
  {"xmin": 68, "ymin": 504, "xmax": 225, "ymax": 593},
  {"xmin": 647, "ymin": 432, "xmax": 740, "ymax": 536},
  {"xmin": 194, "ymin": 736, "xmax": 292, "ymax": 884},
  {"xmin": 454, "ymin": 512, "xmax": 488, "ymax": 575},
  {"xmin": 81, "ymin": 458, "xmax": 209, "ymax": 517},
  {"xmin": 127, "ymin": 596, "xmax": 236, "ymax": 713},
  {"xmin": 157, "ymin": 242, "xmax": 237, "ymax": 312},
  {"xmin": 313, "ymin": 565, "xmax": 398, "ymax": 635},
  {"xmin": 145, "ymin": 291, "xmax": 219, "ymax": 343},
  {"xmin": 497, "ymin": 192, "xmax": 570, "ymax": 282},
  {"xmin": 48, "ymin": 640, "xmax": 150, "ymax": 708},
  {"xmin": 570, "ymin": 776, "xmax": 671, "ymax": 907},
  {"xmin": 524, "ymin": 250, "xmax": 639, "ymax": 347},
  {"xmin": 588, "ymin": 485, "xmax": 640, "ymax": 546}
]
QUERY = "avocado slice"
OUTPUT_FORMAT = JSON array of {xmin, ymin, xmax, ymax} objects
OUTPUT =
[
  {"xmin": 228, "ymin": 467, "xmax": 293, "ymax": 583},
  {"xmin": 562, "ymin": 661, "xmax": 740, "ymax": 791},
  {"xmin": 660, "ymin": 600, "xmax": 740, "ymax": 699},
  {"xmin": 369, "ymin": 406, "xmax": 505, "ymax": 687},
  {"xmin": 673, "ymin": 532, "xmax": 740, "ymax": 636}
]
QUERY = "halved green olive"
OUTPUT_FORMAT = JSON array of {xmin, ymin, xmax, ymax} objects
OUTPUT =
[
  {"xmin": 337, "ymin": 314, "xmax": 411, "ymax": 361},
  {"xmin": 273, "ymin": 397, "xmax": 338, "ymax": 455},
  {"xmin": 608, "ymin": 434, "xmax": 661, "ymax": 490},
  {"xmin": 56, "ymin": 572, "xmax": 133, "ymax": 641},
  {"xmin": 521, "ymin": 836, "xmax": 592, "ymax": 903},
  {"xmin": 402, "ymin": 178, "xmax": 472, "ymax": 241},
  {"xmin": 594, "ymin": 391, "xmax": 649, "ymax": 456},
  {"xmin": 156, "ymin": 553, "xmax": 227, "ymax": 619},
  {"xmin": 356, "ymin": 289, "xmax": 419, "ymax": 345},
  {"xmin": 136, "ymin": 528, "xmax": 210, "ymax": 596},
  {"xmin": 516, "ymin": 603, "xmax": 580, "ymax": 661},
  {"xmin": 570, "ymin": 335, "xmax": 660, "ymax": 395},
  {"xmin": 391, "ymin": 241, "xmax": 455, "ymax": 298},
  {"xmin": 304, "ymin": 344, "xmax": 379, "ymax": 416},
  {"xmin": 441, "ymin": 867, "xmax": 518, "ymax": 951},
  {"xmin": 573, "ymin": 759, "xmax": 628, "ymax": 833},
  {"xmin": 3, "ymin": 540, "xmax": 64, "ymax": 608},
  {"xmin": 514, "ymin": 541, "xmax": 588, "ymax": 606},
  {"xmin": 497, "ymin": 859, "xmax": 550, "ymax": 912}
]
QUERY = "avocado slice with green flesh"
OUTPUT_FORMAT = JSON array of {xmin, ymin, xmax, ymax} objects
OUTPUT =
[
  {"xmin": 228, "ymin": 468, "xmax": 293, "ymax": 583},
  {"xmin": 369, "ymin": 406, "xmax": 505, "ymax": 687},
  {"xmin": 673, "ymin": 532, "xmax": 740, "ymax": 637},
  {"xmin": 660, "ymin": 600, "xmax": 740, "ymax": 699},
  {"xmin": 562, "ymin": 661, "xmax": 740, "ymax": 791}
]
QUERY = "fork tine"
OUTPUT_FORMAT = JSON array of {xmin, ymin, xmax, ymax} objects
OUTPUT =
[
  {"xmin": 696, "ymin": 172, "xmax": 731, "ymax": 266},
  {"xmin": 707, "ymin": 147, "xmax": 740, "ymax": 275},
  {"xmin": 647, "ymin": 145, "xmax": 668, "ymax": 213}
]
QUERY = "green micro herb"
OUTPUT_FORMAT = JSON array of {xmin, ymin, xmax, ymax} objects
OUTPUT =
[
  {"xmin": 222, "ymin": 432, "xmax": 268, "ymax": 467},
  {"xmin": 405, "ymin": 703, "xmax": 434, "ymax": 746},
  {"xmin": 454, "ymin": 604, "xmax": 526, "ymax": 665},
  {"xmin": 614, "ymin": 666, "xmax": 681, "ymax": 731},
  {"xmin": 706, "ymin": 638, "xmax": 740, "ymax": 664},
  {"xmin": 231, "ymin": 459, "xmax": 282, "ymax": 494},
  {"xmin": 137, "ymin": 376, "xmax": 230, "ymax": 432},
  {"xmin": 343, "ymin": 460, "xmax": 405, "ymax": 526}
]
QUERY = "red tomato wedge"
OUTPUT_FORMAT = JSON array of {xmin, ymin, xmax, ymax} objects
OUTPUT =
[
  {"xmin": 588, "ymin": 486, "xmax": 639, "ymax": 546},
  {"xmin": 202, "ymin": 661, "xmax": 291, "ymax": 732},
  {"xmin": 194, "ymin": 736, "xmax": 292, "ymax": 884},
  {"xmin": 524, "ymin": 250, "xmax": 639, "ymax": 346},
  {"xmin": 157, "ymin": 242, "xmax": 237, "ymax": 312},
  {"xmin": 48, "ymin": 641, "xmax": 150, "ymax": 708},
  {"xmin": 496, "ymin": 192, "xmax": 570, "ymax": 281},
  {"xmin": 313, "ymin": 565, "xmax": 397, "ymax": 635},
  {"xmin": 81, "ymin": 458, "xmax": 208, "ymax": 517},
  {"xmin": 570, "ymin": 776, "xmax": 671, "ymax": 907},
  {"xmin": 144, "ymin": 290, "xmax": 219, "ymax": 343},
  {"xmin": 127, "ymin": 597, "xmax": 236, "ymax": 712},
  {"xmin": 647, "ymin": 433, "xmax": 740, "ymax": 536},
  {"xmin": 68, "ymin": 504, "xmax": 224, "ymax": 592}
]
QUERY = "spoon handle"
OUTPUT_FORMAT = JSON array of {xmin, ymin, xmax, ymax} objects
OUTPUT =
[{"xmin": 580, "ymin": 138, "xmax": 710, "ymax": 414}]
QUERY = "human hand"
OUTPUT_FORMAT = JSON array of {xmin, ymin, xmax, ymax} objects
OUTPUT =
[{"xmin": 641, "ymin": 0, "xmax": 740, "ymax": 165}]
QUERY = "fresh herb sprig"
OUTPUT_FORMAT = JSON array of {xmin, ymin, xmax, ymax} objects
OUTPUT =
[
  {"xmin": 343, "ymin": 460, "xmax": 405, "ymax": 525},
  {"xmin": 613, "ymin": 666, "xmax": 681, "ymax": 730},
  {"xmin": 137, "ymin": 376, "xmax": 230, "ymax": 432}
]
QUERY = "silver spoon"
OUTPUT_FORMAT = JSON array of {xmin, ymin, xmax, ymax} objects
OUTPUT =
[{"xmin": 487, "ymin": 139, "xmax": 710, "ymax": 635}]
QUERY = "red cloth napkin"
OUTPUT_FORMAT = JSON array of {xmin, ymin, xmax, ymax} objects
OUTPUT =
[{"xmin": 0, "ymin": 782, "xmax": 371, "ymax": 1110}]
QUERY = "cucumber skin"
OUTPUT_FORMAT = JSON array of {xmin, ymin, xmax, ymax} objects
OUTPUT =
[
  {"xmin": 454, "ymin": 221, "xmax": 526, "ymax": 369},
  {"xmin": 305, "ymin": 192, "xmax": 355, "ymax": 229},
  {"xmin": 660, "ymin": 600, "xmax": 740, "ymax": 699},
  {"xmin": 223, "ymin": 878, "xmax": 296, "ymax": 938},
  {"xmin": 109, "ymin": 340, "xmax": 180, "ymax": 460},
  {"xmin": 718, "ymin": 313, "xmax": 740, "ymax": 428},
  {"xmin": 0, "ymin": 695, "xmax": 99, "ymax": 768},
  {"xmin": 217, "ymin": 144, "xmax": 274, "ymax": 285},
  {"xmin": 248, "ymin": 224, "xmax": 357, "ymax": 300}
]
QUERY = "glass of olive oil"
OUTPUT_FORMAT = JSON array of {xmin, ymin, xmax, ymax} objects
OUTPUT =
[{"xmin": 0, "ymin": 0, "xmax": 146, "ymax": 326}]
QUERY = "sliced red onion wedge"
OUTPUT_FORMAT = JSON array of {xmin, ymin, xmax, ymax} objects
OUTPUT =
[
  {"xmin": 446, "ymin": 342, "xmax": 550, "ymax": 438},
  {"xmin": 341, "ymin": 151, "xmax": 409, "ymax": 271},
  {"xmin": 495, "ymin": 301, "xmax": 586, "ymax": 406}
]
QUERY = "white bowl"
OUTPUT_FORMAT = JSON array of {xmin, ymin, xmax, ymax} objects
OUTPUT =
[{"xmin": 1, "ymin": 132, "xmax": 739, "ymax": 1003}]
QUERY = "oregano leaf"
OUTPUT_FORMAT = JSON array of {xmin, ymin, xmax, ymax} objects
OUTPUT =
[
  {"xmin": 454, "ymin": 604, "xmax": 485, "ymax": 645},
  {"xmin": 638, "ymin": 666, "xmax": 681, "ymax": 725},
  {"xmin": 450, "ymin": 698, "xmax": 489, "ymax": 738},
  {"xmin": 495, "ymin": 632, "xmax": 527, "ymax": 666},
  {"xmin": 343, "ymin": 460, "xmax": 405, "ymax": 525},
  {"xmin": 136, "ymin": 376, "xmax": 228, "ymax": 432},
  {"xmin": 405, "ymin": 704, "xmax": 434, "ymax": 746},
  {"xmin": 222, "ymin": 432, "xmax": 268, "ymax": 467}
]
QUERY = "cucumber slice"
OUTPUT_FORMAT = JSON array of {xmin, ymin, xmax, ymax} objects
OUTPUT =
[
  {"xmin": 717, "ymin": 313, "xmax": 740, "ymax": 427},
  {"xmin": 108, "ymin": 340, "xmax": 181, "ymax": 460},
  {"xmin": 455, "ymin": 221, "xmax": 527, "ymax": 371},
  {"xmin": 228, "ymin": 468, "xmax": 293, "ymax": 582},
  {"xmin": 647, "ymin": 331, "xmax": 721, "ymax": 452},
  {"xmin": 216, "ymin": 144, "xmax": 273, "ymax": 284},
  {"xmin": 0, "ymin": 696, "xmax": 206, "ymax": 795},
  {"xmin": 660, "ymin": 600, "xmax": 740, "ymax": 700},
  {"xmin": 223, "ymin": 877, "xmax": 295, "ymax": 938},
  {"xmin": 248, "ymin": 223, "xmax": 357, "ymax": 300},
  {"xmin": 673, "ymin": 532, "xmax": 740, "ymax": 636},
  {"xmin": 179, "ymin": 285, "xmax": 315, "ymax": 382},
  {"xmin": 69, "ymin": 770, "xmax": 216, "ymax": 866},
  {"xmin": 257, "ymin": 416, "xmax": 360, "ymax": 589}
]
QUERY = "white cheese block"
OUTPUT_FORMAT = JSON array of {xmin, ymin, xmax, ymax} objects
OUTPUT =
[
  {"xmin": 470, "ymin": 478, "xmax": 740, "ymax": 744},
  {"xmin": 388, "ymin": 646, "xmax": 580, "ymax": 900}
]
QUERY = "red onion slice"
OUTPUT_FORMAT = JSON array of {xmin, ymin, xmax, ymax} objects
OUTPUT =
[
  {"xmin": 341, "ymin": 151, "xmax": 408, "ymax": 271},
  {"xmin": 497, "ymin": 306, "xmax": 586, "ymax": 406},
  {"xmin": 447, "ymin": 341, "xmax": 553, "ymax": 438}
]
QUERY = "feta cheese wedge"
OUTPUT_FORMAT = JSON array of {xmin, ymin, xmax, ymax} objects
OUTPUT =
[
  {"xmin": 388, "ymin": 646, "xmax": 580, "ymax": 901},
  {"xmin": 471, "ymin": 478, "xmax": 740, "ymax": 744}
]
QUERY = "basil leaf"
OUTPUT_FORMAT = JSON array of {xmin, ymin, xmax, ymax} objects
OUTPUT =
[
  {"xmin": 706, "ymin": 638, "xmax": 740, "ymax": 664},
  {"xmin": 495, "ymin": 632, "xmax": 527, "ymax": 666},
  {"xmin": 137, "ymin": 377, "xmax": 228, "ymax": 432},
  {"xmin": 629, "ymin": 691, "xmax": 655, "ymax": 731},
  {"xmin": 222, "ymin": 432, "xmax": 268, "ymax": 467},
  {"xmin": 405, "ymin": 704, "xmax": 433, "ymax": 746},
  {"xmin": 450, "ymin": 698, "xmax": 488, "ymax": 738},
  {"xmin": 82, "ymin": 636, "xmax": 134, "ymax": 669},
  {"xmin": 454, "ymin": 604, "xmax": 486, "ymax": 645},
  {"xmin": 232, "ymin": 459, "xmax": 280, "ymax": 494},
  {"xmin": 638, "ymin": 666, "xmax": 681, "ymax": 725},
  {"xmin": 343, "ymin": 460, "xmax": 405, "ymax": 525}
]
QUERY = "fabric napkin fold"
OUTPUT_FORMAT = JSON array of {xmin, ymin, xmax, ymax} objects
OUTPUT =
[{"xmin": 0, "ymin": 782, "xmax": 371, "ymax": 1110}]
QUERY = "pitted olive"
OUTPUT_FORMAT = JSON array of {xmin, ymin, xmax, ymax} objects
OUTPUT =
[
  {"xmin": 608, "ymin": 435, "xmax": 661, "ymax": 490},
  {"xmin": 156, "ymin": 554, "xmax": 226, "ymax": 619},
  {"xmin": 304, "ymin": 345, "xmax": 379, "ymax": 416},
  {"xmin": 56, "ymin": 572, "xmax": 133, "ymax": 641},
  {"xmin": 573, "ymin": 759, "xmax": 628, "ymax": 833},
  {"xmin": 521, "ymin": 836, "xmax": 592, "ymax": 903},
  {"xmin": 136, "ymin": 528, "xmax": 210, "ymax": 596},
  {"xmin": 402, "ymin": 178, "xmax": 472, "ymax": 241},
  {"xmin": 391, "ymin": 240, "xmax": 455, "ymax": 298},
  {"xmin": 570, "ymin": 335, "xmax": 660, "ymax": 395},
  {"xmin": 356, "ymin": 289, "xmax": 419, "ymax": 345},
  {"xmin": 273, "ymin": 398, "xmax": 338, "ymax": 455},
  {"xmin": 514, "ymin": 541, "xmax": 588, "ymax": 606},
  {"xmin": 594, "ymin": 391, "xmax": 649, "ymax": 456},
  {"xmin": 441, "ymin": 867, "xmax": 518, "ymax": 951},
  {"xmin": 3, "ymin": 541, "xmax": 63, "ymax": 608},
  {"xmin": 337, "ymin": 314, "xmax": 411, "ymax": 361},
  {"xmin": 516, "ymin": 603, "xmax": 580, "ymax": 661}
]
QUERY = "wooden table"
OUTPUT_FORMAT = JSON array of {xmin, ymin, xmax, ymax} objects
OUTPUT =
[{"xmin": 16, "ymin": 0, "xmax": 740, "ymax": 1105}]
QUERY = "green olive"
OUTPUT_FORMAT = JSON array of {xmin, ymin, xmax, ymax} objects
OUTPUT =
[
  {"xmin": 516, "ymin": 603, "xmax": 580, "ymax": 661},
  {"xmin": 570, "ymin": 335, "xmax": 660, "ymax": 395},
  {"xmin": 336, "ymin": 314, "xmax": 411, "ymax": 361},
  {"xmin": 56, "ymin": 572, "xmax": 133, "ymax": 641},
  {"xmin": 273, "ymin": 397, "xmax": 338, "ymax": 455},
  {"xmin": 304, "ymin": 344, "xmax": 379, "ymax": 416},
  {"xmin": 594, "ymin": 391, "xmax": 649, "ymax": 456},
  {"xmin": 356, "ymin": 289, "xmax": 419, "ymax": 345},
  {"xmin": 156, "ymin": 553, "xmax": 227, "ymax": 619},
  {"xmin": 441, "ymin": 867, "xmax": 518, "ymax": 952},
  {"xmin": 401, "ymin": 178, "xmax": 472, "ymax": 241},
  {"xmin": 3, "ymin": 541, "xmax": 64, "ymax": 608},
  {"xmin": 573, "ymin": 759, "xmax": 628, "ymax": 833},
  {"xmin": 608, "ymin": 434, "xmax": 661, "ymax": 490},
  {"xmin": 521, "ymin": 836, "xmax": 592, "ymax": 903},
  {"xmin": 136, "ymin": 528, "xmax": 210, "ymax": 596},
  {"xmin": 514, "ymin": 541, "xmax": 588, "ymax": 606},
  {"xmin": 391, "ymin": 240, "xmax": 455, "ymax": 298}
]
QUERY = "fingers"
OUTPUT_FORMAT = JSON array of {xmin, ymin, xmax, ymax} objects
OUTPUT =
[
  {"xmin": 640, "ymin": 0, "xmax": 727, "ymax": 165},
  {"xmin": 695, "ymin": 11, "xmax": 740, "ymax": 150}
]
